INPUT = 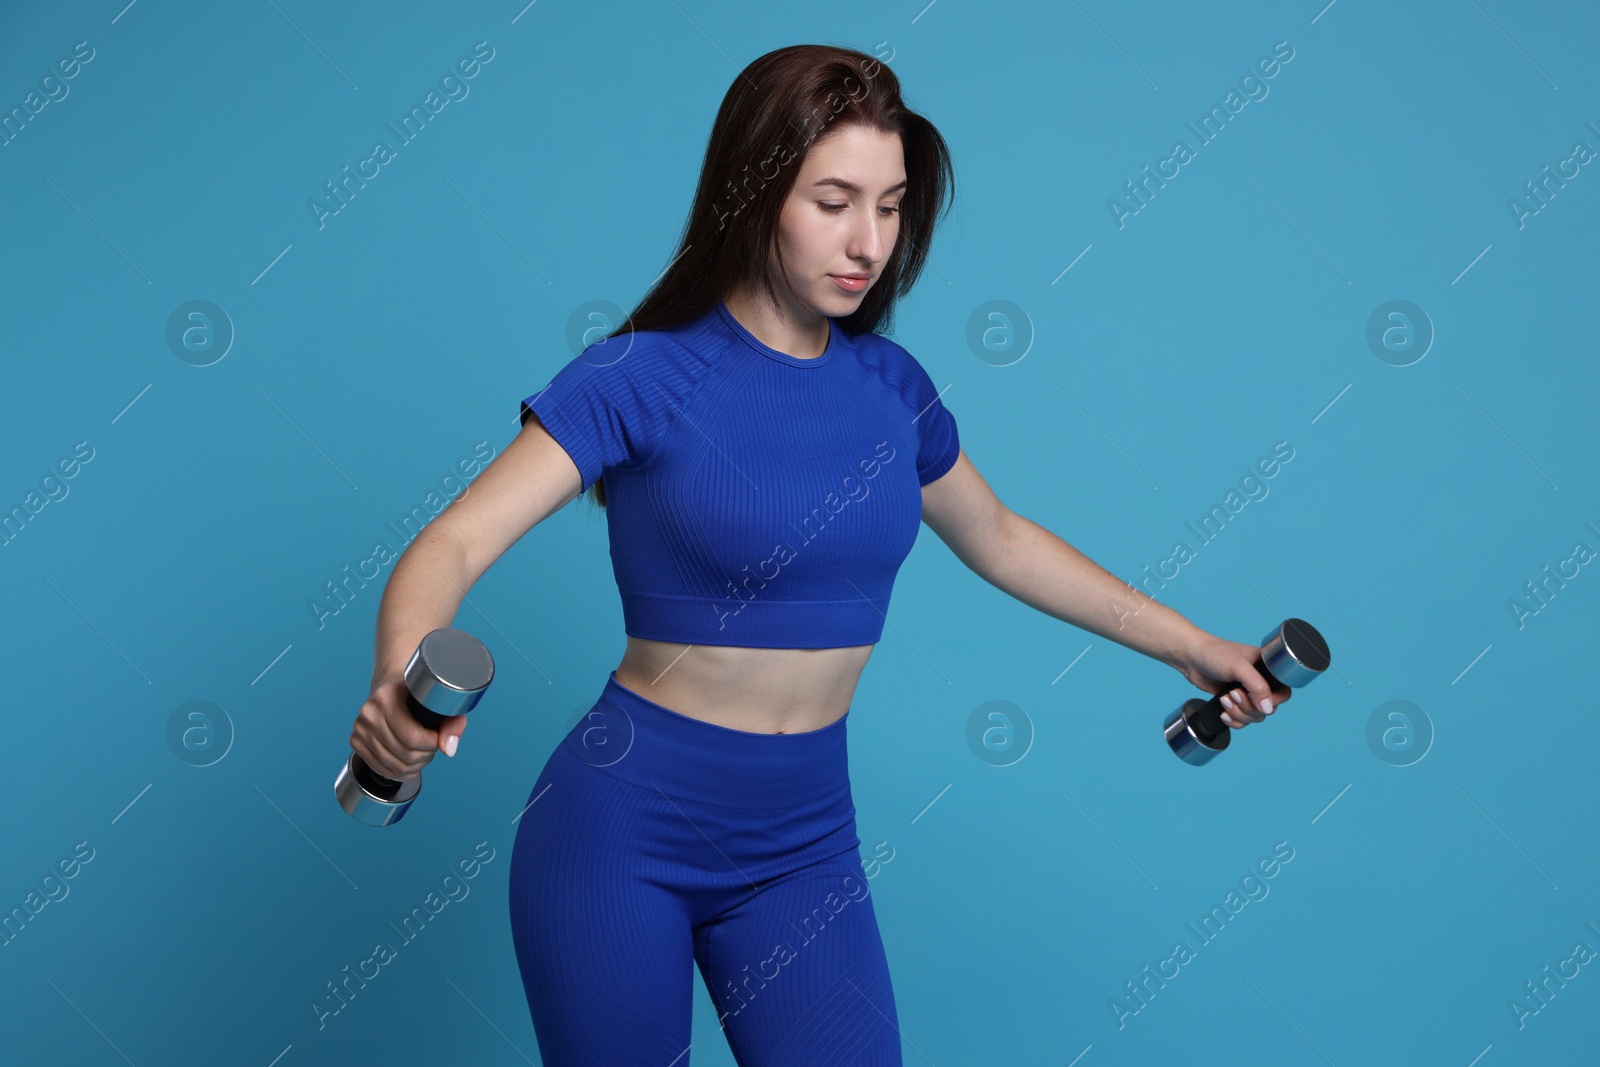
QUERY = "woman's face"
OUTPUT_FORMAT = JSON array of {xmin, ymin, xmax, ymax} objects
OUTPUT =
[{"xmin": 772, "ymin": 123, "xmax": 905, "ymax": 317}]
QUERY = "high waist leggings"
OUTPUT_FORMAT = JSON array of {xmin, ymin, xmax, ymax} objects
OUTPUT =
[{"xmin": 508, "ymin": 671, "xmax": 902, "ymax": 1066}]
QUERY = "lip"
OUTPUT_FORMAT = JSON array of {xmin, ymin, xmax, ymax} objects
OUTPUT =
[{"xmin": 829, "ymin": 274, "xmax": 871, "ymax": 292}]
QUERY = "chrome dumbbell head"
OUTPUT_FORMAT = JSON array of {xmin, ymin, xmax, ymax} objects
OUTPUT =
[
  {"xmin": 1259, "ymin": 617, "xmax": 1330, "ymax": 689},
  {"xmin": 1163, "ymin": 618, "xmax": 1330, "ymax": 766},
  {"xmin": 335, "ymin": 628, "xmax": 495, "ymax": 826},
  {"xmin": 334, "ymin": 750, "xmax": 423, "ymax": 827}
]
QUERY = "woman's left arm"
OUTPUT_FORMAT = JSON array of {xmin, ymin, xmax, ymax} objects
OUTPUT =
[{"xmin": 919, "ymin": 451, "xmax": 1288, "ymax": 729}]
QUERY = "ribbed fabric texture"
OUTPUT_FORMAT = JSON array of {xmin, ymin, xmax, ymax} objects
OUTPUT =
[
  {"xmin": 520, "ymin": 301, "xmax": 960, "ymax": 649},
  {"xmin": 508, "ymin": 672, "xmax": 902, "ymax": 1066}
]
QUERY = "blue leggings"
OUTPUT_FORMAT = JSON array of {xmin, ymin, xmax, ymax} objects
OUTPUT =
[{"xmin": 508, "ymin": 671, "xmax": 902, "ymax": 1066}]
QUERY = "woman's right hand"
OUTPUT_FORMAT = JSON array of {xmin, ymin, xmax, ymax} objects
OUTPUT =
[
  {"xmin": 1169, "ymin": 630, "xmax": 1291, "ymax": 729},
  {"xmin": 350, "ymin": 674, "xmax": 466, "ymax": 781}
]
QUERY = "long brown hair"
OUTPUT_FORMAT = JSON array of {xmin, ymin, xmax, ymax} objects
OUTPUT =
[{"xmin": 584, "ymin": 43, "xmax": 954, "ymax": 508}]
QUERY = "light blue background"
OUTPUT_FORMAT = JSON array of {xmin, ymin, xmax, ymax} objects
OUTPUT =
[{"xmin": 2, "ymin": 1, "xmax": 1596, "ymax": 1064}]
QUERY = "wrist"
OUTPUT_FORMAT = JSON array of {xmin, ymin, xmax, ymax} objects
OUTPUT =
[
  {"xmin": 370, "ymin": 664, "xmax": 407, "ymax": 691},
  {"xmin": 1153, "ymin": 612, "xmax": 1207, "ymax": 670}
]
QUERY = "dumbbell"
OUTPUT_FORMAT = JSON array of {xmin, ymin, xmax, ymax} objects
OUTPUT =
[
  {"xmin": 1163, "ymin": 618, "xmax": 1330, "ymax": 766},
  {"xmin": 334, "ymin": 628, "xmax": 495, "ymax": 826}
]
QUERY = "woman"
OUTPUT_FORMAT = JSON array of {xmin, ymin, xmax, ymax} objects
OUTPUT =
[{"xmin": 349, "ymin": 44, "xmax": 1289, "ymax": 1066}]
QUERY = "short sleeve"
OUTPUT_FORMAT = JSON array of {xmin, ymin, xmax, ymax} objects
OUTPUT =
[
  {"xmin": 519, "ymin": 334, "xmax": 700, "ymax": 492},
  {"xmin": 898, "ymin": 347, "xmax": 961, "ymax": 486}
]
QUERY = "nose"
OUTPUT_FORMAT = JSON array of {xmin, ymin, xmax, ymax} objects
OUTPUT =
[{"xmin": 846, "ymin": 207, "xmax": 892, "ymax": 266}]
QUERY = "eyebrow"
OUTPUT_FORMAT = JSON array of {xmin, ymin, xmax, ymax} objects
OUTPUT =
[{"xmin": 812, "ymin": 177, "xmax": 907, "ymax": 196}]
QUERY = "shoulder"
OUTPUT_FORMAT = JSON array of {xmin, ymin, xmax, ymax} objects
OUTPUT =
[
  {"xmin": 531, "ymin": 326, "xmax": 713, "ymax": 407},
  {"xmin": 550, "ymin": 326, "xmax": 687, "ymax": 382},
  {"xmin": 854, "ymin": 329, "xmax": 961, "ymax": 484},
  {"xmin": 519, "ymin": 326, "xmax": 720, "ymax": 486},
  {"xmin": 519, "ymin": 321, "xmax": 725, "ymax": 467},
  {"xmin": 851, "ymin": 329, "xmax": 945, "ymax": 412}
]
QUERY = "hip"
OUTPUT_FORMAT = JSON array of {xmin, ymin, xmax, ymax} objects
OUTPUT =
[{"xmin": 512, "ymin": 670, "xmax": 865, "ymax": 889}]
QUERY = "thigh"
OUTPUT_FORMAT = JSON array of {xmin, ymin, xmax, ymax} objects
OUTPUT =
[
  {"xmin": 694, "ymin": 855, "xmax": 902, "ymax": 1067},
  {"xmin": 509, "ymin": 744, "xmax": 697, "ymax": 1067}
]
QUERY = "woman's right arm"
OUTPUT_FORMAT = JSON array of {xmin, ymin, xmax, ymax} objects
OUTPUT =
[{"xmin": 351, "ymin": 415, "xmax": 584, "ymax": 780}]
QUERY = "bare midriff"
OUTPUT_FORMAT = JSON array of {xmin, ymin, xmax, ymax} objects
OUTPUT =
[{"xmin": 612, "ymin": 636, "xmax": 875, "ymax": 735}]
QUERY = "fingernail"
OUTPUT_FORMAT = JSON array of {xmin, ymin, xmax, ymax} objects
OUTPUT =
[
  {"xmin": 1220, "ymin": 693, "xmax": 1234, "ymax": 709},
  {"xmin": 1261, "ymin": 699, "xmax": 1274, "ymax": 715},
  {"xmin": 444, "ymin": 735, "xmax": 459, "ymax": 757}
]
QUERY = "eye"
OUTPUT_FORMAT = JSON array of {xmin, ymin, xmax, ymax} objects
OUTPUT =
[{"xmin": 818, "ymin": 202, "xmax": 902, "ymax": 216}]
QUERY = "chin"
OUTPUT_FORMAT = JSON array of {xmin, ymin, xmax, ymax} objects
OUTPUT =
[{"xmin": 821, "ymin": 284, "xmax": 868, "ymax": 306}]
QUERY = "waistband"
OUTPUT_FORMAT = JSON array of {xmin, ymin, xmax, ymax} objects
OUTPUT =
[
  {"xmin": 559, "ymin": 671, "xmax": 851, "ymax": 809},
  {"xmin": 621, "ymin": 590, "xmax": 890, "ymax": 649}
]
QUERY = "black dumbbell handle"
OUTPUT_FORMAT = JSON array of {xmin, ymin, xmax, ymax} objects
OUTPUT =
[
  {"xmin": 353, "ymin": 692, "xmax": 451, "ymax": 800},
  {"xmin": 1186, "ymin": 654, "xmax": 1290, "ymax": 747}
]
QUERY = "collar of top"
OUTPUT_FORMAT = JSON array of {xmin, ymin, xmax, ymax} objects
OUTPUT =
[{"xmin": 716, "ymin": 300, "xmax": 836, "ymax": 368}]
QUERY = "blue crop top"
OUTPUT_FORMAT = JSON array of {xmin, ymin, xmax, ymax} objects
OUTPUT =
[{"xmin": 519, "ymin": 300, "xmax": 960, "ymax": 649}]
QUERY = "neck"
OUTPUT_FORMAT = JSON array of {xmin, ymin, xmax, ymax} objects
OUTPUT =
[{"xmin": 723, "ymin": 284, "xmax": 830, "ymax": 361}]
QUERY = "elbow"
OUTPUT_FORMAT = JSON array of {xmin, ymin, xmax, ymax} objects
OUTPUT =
[
  {"xmin": 945, "ymin": 505, "xmax": 1018, "ymax": 587},
  {"xmin": 409, "ymin": 522, "xmax": 476, "ymax": 583}
]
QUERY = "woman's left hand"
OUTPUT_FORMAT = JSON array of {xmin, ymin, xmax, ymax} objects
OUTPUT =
[{"xmin": 1170, "ymin": 631, "xmax": 1292, "ymax": 729}]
